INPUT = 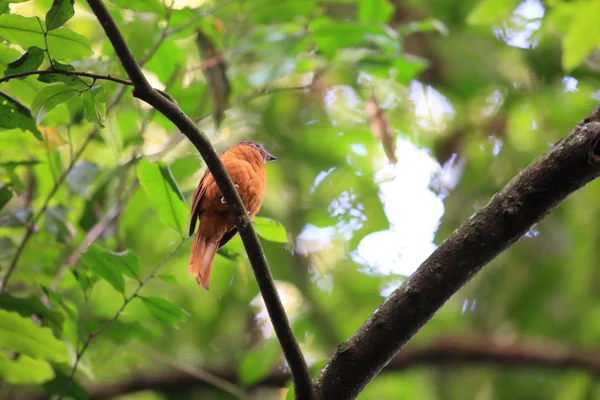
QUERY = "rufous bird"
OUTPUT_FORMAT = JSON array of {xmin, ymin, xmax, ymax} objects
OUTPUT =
[{"xmin": 188, "ymin": 141, "xmax": 277, "ymax": 290}]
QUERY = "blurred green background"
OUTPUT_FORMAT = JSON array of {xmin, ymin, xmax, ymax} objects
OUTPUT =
[{"xmin": 2, "ymin": 0, "xmax": 600, "ymax": 399}]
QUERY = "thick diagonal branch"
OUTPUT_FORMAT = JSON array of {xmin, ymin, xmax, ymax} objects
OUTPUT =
[
  {"xmin": 84, "ymin": 1, "xmax": 314, "ymax": 399},
  {"xmin": 313, "ymin": 107, "xmax": 600, "ymax": 399}
]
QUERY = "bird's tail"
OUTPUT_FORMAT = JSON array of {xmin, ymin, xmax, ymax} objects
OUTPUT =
[{"xmin": 188, "ymin": 233, "xmax": 219, "ymax": 291}]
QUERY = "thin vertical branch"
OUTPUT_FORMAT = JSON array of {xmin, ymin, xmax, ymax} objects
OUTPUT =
[{"xmin": 84, "ymin": 1, "xmax": 315, "ymax": 398}]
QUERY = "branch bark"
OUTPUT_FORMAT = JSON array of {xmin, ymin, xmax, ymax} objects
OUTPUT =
[
  {"xmin": 313, "ymin": 107, "xmax": 600, "ymax": 399},
  {"xmin": 84, "ymin": 1, "xmax": 314, "ymax": 398},
  {"xmin": 18, "ymin": 333, "xmax": 600, "ymax": 400}
]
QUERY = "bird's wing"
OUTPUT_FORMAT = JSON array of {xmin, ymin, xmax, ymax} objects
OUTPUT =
[{"xmin": 189, "ymin": 169, "xmax": 210, "ymax": 236}]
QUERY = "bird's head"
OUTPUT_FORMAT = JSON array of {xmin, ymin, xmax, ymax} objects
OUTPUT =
[{"xmin": 238, "ymin": 141, "xmax": 277, "ymax": 163}]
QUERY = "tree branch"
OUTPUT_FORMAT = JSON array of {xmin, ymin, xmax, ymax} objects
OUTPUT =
[
  {"xmin": 19, "ymin": 333, "xmax": 600, "ymax": 400},
  {"xmin": 84, "ymin": 1, "xmax": 314, "ymax": 398},
  {"xmin": 0, "ymin": 70, "xmax": 132, "ymax": 86},
  {"xmin": 313, "ymin": 106, "xmax": 600, "ymax": 399}
]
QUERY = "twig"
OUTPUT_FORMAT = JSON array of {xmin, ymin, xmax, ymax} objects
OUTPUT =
[
  {"xmin": 313, "ymin": 106, "xmax": 600, "ymax": 399},
  {"xmin": 0, "ymin": 70, "xmax": 132, "ymax": 86},
  {"xmin": 84, "ymin": 1, "xmax": 315, "ymax": 398},
  {"xmin": 130, "ymin": 343, "xmax": 249, "ymax": 400},
  {"xmin": 0, "ymin": 70, "xmax": 174, "ymax": 101},
  {"xmin": 57, "ymin": 239, "xmax": 188, "ymax": 400}
]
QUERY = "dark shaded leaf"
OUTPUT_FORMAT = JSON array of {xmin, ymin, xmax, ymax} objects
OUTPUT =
[
  {"xmin": 0, "ymin": 159, "xmax": 41, "ymax": 168},
  {"xmin": 0, "ymin": 208, "xmax": 31, "ymax": 227},
  {"xmin": 81, "ymin": 85, "xmax": 106, "ymax": 128},
  {"xmin": 45, "ymin": 0, "xmax": 75, "ymax": 31},
  {"xmin": 4, "ymin": 46, "xmax": 44, "ymax": 77},
  {"xmin": 0, "ymin": 91, "xmax": 41, "ymax": 139},
  {"xmin": 0, "ymin": 293, "xmax": 64, "ymax": 333},
  {"xmin": 44, "ymin": 205, "xmax": 72, "ymax": 243},
  {"xmin": 195, "ymin": 29, "xmax": 230, "ymax": 128},
  {"xmin": 0, "ymin": 183, "xmax": 12, "ymax": 211},
  {"xmin": 37, "ymin": 60, "xmax": 85, "ymax": 86},
  {"xmin": 217, "ymin": 246, "xmax": 243, "ymax": 261},
  {"xmin": 42, "ymin": 366, "xmax": 88, "ymax": 400}
]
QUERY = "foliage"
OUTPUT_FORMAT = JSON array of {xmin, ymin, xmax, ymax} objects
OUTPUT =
[{"xmin": 0, "ymin": 0, "xmax": 599, "ymax": 399}]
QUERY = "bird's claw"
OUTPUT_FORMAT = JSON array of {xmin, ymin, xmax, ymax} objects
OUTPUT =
[{"xmin": 220, "ymin": 184, "xmax": 240, "ymax": 204}]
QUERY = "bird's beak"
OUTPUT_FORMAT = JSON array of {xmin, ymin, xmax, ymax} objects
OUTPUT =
[{"xmin": 266, "ymin": 152, "xmax": 277, "ymax": 162}]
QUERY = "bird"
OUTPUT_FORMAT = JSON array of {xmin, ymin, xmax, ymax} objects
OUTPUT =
[{"xmin": 188, "ymin": 141, "xmax": 277, "ymax": 290}]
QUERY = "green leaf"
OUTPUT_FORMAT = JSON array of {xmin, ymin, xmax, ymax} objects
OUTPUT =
[
  {"xmin": 31, "ymin": 84, "xmax": 79, "ymax": 125},
  {"xmin": 238, "ymin": 339, "xmax": 280, "ymax": 385},
  {"xmin": 113, "ymin": 249, "xmax": 141, "ymax": 280},
  {"xmin": 0, "ymin": 352, "xmax": 55, "ymax": 384},
  {"xmin": 137, "ymin": 159, "xmax": 188, "ymax": 235},
  {"xmin": 0, "ymin": 14, "xmax": 91, "ymax": 61},
  {"xmin": 82, "ymin": 246, "xmax": 141, "ymax": 290},
  {"xmin": 81, "ymin": 86, "xmax": 106, "ymax": 128},
  {"xmin": 311, "ymin": 18, "xmax": 385, "ymax": 59},
  {"xmin": 0, "ymin": 293, "xmax": 64, "ymax": 333},
  {"xmin": 45, "ymin": 0, "xmax": 75, "ymax": 31},
  {"xmin": 0, "ymin": 91, "xmax": 42, "ymax": 139},
  {"xmin": 140, "ymin": 296, "xmax": 188, "ymax": 326},
  {"xmin": 254, "ymin": 217, "xmax": 288, "ymax": 243},
  {"xmin": 81, "ymin": 245, "xmax": 132, "ymax": 294},
  {"xmin": 107, "ymin": 0, "xmax": 166, "ymax": 15},
  {"xmin": 4, "ymin": 46, "xmax": 44, "ymax": 77},
  {"xmin": 0, "ymin": 309, "xmax": 68, "ymax": 362},
  {"xmin": 157, "ymin": 273, "xmax": 179, "ymax": 285},
  {"xmin": 561, "ymin": 2, "xmax": 600, "ymax": 71},
  {"xmin": 358, "ymin": 0, "xmax": 394, "ymax": 24},
  {"xmin": 37, "ymin": 60, "xmax": 85, "ymax": 86},
  {"xmin": 0, "ymin": 183, "xmax": 12, "ymax": 210},
  {"xmin": 467, "ymin": 0, "xmax": 521, "ymax": 25}
]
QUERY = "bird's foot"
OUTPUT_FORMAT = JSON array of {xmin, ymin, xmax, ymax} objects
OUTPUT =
[{"xmin": 220, "ymin": 184, "xmax": 241, "ymax": 204}]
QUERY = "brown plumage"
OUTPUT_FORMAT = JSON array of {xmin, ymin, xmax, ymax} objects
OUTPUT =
[{"xmin": 188, "ymin": 141, "xmax": 277, "ymax": 290}]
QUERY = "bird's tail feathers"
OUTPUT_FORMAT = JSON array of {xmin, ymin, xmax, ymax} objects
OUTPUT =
[{"xmin": 188, "ymin": 233, "xmax": 219, "ymax": 291}]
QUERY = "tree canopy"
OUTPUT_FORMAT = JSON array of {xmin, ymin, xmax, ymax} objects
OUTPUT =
[{"xmin": 2, "ymin": 0, "xmax": 600, "ymax": 399}]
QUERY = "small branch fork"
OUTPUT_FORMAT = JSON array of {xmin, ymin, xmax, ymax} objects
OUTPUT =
[{"xmin": 84, "ymin": 0, "xmax": 315, "ymax": 398}]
